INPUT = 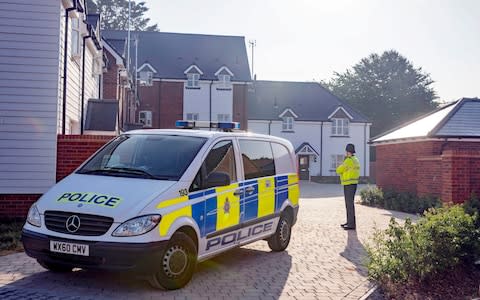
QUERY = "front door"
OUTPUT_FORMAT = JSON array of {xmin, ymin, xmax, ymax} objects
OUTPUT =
[{"xmin": 298, "ymin": 155, "xmax": 309, "ymax": 180}]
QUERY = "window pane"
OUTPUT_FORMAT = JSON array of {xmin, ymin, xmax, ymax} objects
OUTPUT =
[
  {"xmin": 240, "ymin": 140, "xmax": 275, "ymax": 179},
  {"xmin": 204, "ymin": 141, "xmax": 237, "ymax": 184},
  {"xmin": 272, "ymin": 143, "xmax": 293, "ymax": 174},
  {"xmin": 78, "ymin": 135, "xmax": 207, "ymax": 180}
]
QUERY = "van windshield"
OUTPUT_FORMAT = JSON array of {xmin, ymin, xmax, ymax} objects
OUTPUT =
[{"xmin": 77, "ymin": 134, "xmax": 207, "ymax": 180}]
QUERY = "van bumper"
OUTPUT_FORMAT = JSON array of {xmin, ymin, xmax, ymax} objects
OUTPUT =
[{"xmin": 22, "ymin": 229, "xmax": 168, "ymax": 275}]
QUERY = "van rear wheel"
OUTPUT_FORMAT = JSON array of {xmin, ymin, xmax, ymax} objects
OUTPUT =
[
  {"xmin": 267, "ymin": 214, "xmax": 292, "ymax": 252},
  {"xmin": 148, "ymin": 232, "xmax": 197, "ymax": 290},
  {"xmin": 37, "ymin": 259, "xmax": 73, "ymax": 272}
]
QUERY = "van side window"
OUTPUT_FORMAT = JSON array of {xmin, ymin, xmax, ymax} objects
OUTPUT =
[
  {"xmin": 271, "ymin": 143, "xmax": 294, "ymax": 174},
  {"xmin": 239, "ymin": 140, "xmax": 275, "ymax": 180},
  {"xmin": 190, "ymin": 140, "xmax": 236, "ymax": 192}
]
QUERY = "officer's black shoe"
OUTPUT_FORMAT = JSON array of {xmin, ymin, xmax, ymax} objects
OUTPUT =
[{"xmin": 340, "ymin": 223, "xmax": 347, "ymax": 228}]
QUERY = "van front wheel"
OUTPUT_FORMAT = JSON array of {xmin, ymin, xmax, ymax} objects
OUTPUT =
[
  {"xmin": 148, "ymin": 232, "xmax": 197, "ymax": 290},
  {"xmin": 267, "ymin": 214, "xmax": 292, "ymax": 252}
]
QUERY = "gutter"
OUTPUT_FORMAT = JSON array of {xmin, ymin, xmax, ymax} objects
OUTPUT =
[{"xmin": 61, "ymin": 1, "xmax": 78, "ymax": 134}]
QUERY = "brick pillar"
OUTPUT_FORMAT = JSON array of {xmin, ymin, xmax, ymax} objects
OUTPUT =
[{"xmin": 442, "ymin": 150, "xmax": 480, "ymax": 203}]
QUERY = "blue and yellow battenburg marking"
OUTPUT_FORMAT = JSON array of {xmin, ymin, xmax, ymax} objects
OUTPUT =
[
  {"xmin": 56, "ymin": 192, "xmax": 122, "ymax": 208},
  {"xmin": 157, "ymin": 173, "xmax": 300, "ymax": 238}
]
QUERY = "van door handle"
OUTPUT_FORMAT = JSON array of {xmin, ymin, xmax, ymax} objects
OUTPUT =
[
  {"xmin": 233, "ymin": 189, "xmax": 243, "ymax": 197},
  {"xmin": 245, "ymin": 186, "xmax": 255, "ymax": 194}
]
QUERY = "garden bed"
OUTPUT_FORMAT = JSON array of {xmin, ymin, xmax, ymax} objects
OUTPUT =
[{"xmin": 0, "ymin": 221, "xmax": 24, "ymax": 256}]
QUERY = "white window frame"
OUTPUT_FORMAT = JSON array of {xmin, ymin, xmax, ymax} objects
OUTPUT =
[
  {"xmin": 187, "ymin": 73, "xmax": 200, "ymax": 88},
  {"xmin": 331, "ymin": 118, "xmax": 349, "ymax": 136},
  {"xmin": 331, "ymin": 154, "xmax": 344, "ymax": 170},
  {"xmin": 218, "ymin": 74, "xmax": 231, "ymax": 89},
  {"xmin": 71, "ymin": 18, "xmax": 81, "ymax": 57},
  {"xmin": 186, "ymin": 113, "xmax": 199, "ymax": 121},
  {"xmin": 139, "ymin": 110, "xmax": 152, "ymax": 127},
  {"xmin": 282, "ymin": 116, "xmax": 294, "ymax": 131},
  {"xmin": 217, "ymin": 114, "xmax": 231, "ymax": 122}
]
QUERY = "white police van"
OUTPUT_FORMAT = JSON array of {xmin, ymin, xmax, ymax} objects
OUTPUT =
[{"xmin": 22, "ymin": 121, "xmax": 300, "ymax": 290}]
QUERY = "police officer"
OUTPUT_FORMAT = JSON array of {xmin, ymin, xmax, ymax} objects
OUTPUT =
[{"xmin": 336, "ymin": 143, "xmax": 360, "ymax": 230}]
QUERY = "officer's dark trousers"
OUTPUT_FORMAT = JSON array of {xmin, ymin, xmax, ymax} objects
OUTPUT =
[{"xmin": 344, "ymin": 184, "xmax": 357, "ymax": 227}]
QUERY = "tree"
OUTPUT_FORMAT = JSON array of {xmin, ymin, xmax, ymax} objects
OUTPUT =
[
  {"xmin": 324, "ymin": 50, "xmax": 438, "ymax": 137},
  {"xmin": 86, "ymin": 0, "xmax": 159, "ymax": 31}
]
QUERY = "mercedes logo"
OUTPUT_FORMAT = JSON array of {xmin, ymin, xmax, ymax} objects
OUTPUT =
[{"xmin": 65, "ymin": 215, "xmax": 81, "ymax": 233}]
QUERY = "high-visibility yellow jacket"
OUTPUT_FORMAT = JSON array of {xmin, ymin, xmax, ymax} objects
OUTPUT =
[{"xmin": 336, "ymin": 156, "xmax": 360, "ymax": 185}]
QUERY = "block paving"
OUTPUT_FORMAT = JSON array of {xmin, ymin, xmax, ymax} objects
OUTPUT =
[{"xmin": 0, "ymin": 182, "xmax": 415, "ymax": 299}]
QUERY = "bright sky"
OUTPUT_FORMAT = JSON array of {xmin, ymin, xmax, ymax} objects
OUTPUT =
[{"xmin": 145, "ymin": 0, "xmax": 479, "ymax": 102}]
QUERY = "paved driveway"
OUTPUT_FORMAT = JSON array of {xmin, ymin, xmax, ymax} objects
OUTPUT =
[{"xmin": 0, "ymin": 182, "xmax": 415, "ymax": 299}]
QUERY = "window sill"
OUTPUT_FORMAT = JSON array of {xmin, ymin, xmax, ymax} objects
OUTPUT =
[
  {"xmin": 216, "ymin": 87, "xmax": 232, "ymax": 91},
  {"xmin": 185, "ymin": 86, "xmax": 201, "ymax": 90},
  {"xmin": 282, "ymin": 130, "xmax": 295, "ymax": 133},
  {"xmin": 330, "ymin": 135, "xmax": 350, "ymax": 138}
]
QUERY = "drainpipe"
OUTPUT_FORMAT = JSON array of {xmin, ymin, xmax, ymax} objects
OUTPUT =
[
  {"xmin": 209, "ymin": 80, "xmax": 214, "ymax": 126},
  {"xmin": 364, "ymin": 123, "xmax": 367, "ymax": 177},
  {"xmin": 268, "ymin": 120, "xmax": 272, "ymax": 135},
  {"xmin": 80, "ymin": 33, "xmax": 92, "ymax": 135},
  {"xmin": 62, "ymin": 1, "xmax": 78, "ymax": 134},
  {"xmin": 320, "ymin": 121, "xmax": 323, "ymax": 177},
  {"xmin": 158, "ymin": 79, "xmax": 162, "ymax": 128}
]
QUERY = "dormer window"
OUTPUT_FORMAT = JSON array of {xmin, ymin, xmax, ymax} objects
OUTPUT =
[
  {"xmin": 331, "ymin": 118, "xmax": 349, "ymax": 136},
  {"xmin": 279, "ymin": 108, "xmax": 298, "ymax": 132},
  {"xmin": 184, "ymin": 64, "xmax": 203, "ymax": 89},
  {"xmin": 215, "ymin": 66, "xmax": 234, "ymax": 90},
  {"xmin": 328, "ymin": 106, "xmax": 353, "ymax": 137},
  {"xmin": 282, "ymin": 116, "xmax": 294, "ymax": 131},
  {"xmin": 218, "ymin": 74, "xmax": 231, "ymax": 88},
  {"xmin": 187, "ymin": 73, "xmax": 200, "ymax": 88}
]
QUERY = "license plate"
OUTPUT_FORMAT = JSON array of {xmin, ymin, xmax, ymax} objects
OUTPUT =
[{"xmin": 50, "ymin": 241, "xmax": 89, "ymax": 256}]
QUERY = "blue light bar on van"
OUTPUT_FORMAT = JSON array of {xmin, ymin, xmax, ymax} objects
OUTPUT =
[{"xmin": 175, "ymin": 120, "xmax": 241, "ymax": 130}]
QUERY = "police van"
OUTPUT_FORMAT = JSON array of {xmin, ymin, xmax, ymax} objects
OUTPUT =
[{"xmin": 22, "ymin": 121, "xmax": 300, "ymax": 290}]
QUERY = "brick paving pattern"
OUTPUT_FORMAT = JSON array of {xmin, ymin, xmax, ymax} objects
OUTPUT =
[{"xmin": 0, "ymin": 182, "xmax": 415, "ymax": 299}]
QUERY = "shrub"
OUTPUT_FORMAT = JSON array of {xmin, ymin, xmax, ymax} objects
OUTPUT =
[
  {"xmin": 367, "ymin": 205, "xmax": 479, "ymax": 285},
  {"xmin": 360, "ymin": 186, "xmax": 383, "ymax": 206},
  {"xmin": 360, "ymin": 187, "xmax": 441, "ymax": 214},
  {"xmin": 0, "ymin": 222, "xmax": 23, "ymax": 251}
]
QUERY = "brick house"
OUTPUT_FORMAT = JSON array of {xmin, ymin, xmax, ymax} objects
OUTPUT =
[
  {"xmin": 371, "ymin": 98, "xmax": 480, "ymax": 203},
  {"xmin": 248, "ymin": 81, "xmax": 371, "ymax": 181},
  {"xmin": 101, "ymin": 31, "xmax": 252, "ymax": 130}
]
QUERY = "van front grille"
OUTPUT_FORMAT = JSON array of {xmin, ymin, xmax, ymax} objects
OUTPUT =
[{"xmin": 44, "ymin": 211, "xmax": 113, "ymax": 236}]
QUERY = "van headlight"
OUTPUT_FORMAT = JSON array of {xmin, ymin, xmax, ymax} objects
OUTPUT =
[
  {"xmin": 112, "ymin": 215, "xmax": 161, "ymax": 237},
  {"xmin": 27, "ymin": 203, "xmax": 41, "ymax": 227}
]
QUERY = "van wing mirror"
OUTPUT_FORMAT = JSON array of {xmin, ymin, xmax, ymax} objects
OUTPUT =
[{"xmin": 204, "ymin": 172, "xmax": 231, "ymax": 189}]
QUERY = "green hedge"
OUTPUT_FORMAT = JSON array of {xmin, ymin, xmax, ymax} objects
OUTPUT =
[
  {"xmin": 367, "ymin": 205, "xmax": 480, "ymax": 285},
  {"xmin": 360, "ymin": 186, "xmax": 441, "ymax": 214}
]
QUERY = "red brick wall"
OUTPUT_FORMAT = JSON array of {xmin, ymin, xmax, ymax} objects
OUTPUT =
[
  {"xmin": 416, "ymin": 157, "xmax": 443, "ymax": 197},
  {"xmin": 56, "ymin": 135, "xmax": 114, "ymax": 181},
  {"xmin": 103, "ymin": 51, "xmax": 119, "ymax": 100},
  {"xmin": 159, "ymin": 82, "xmax": 183, "ymax": 128},
  {"xmin": 136, "ymin": 81, "xmax": 183, "ymax": 129},
  {"xmin": 376, "ymin": 141, "xmax": 443, "ymax": 193},
  {"xmin": 0, "ymin": 194, "xmax": 41, "ymax": 220},
  {"xmin": 376, "ymin": 140, "xmax": 480, "ymax": 203}
]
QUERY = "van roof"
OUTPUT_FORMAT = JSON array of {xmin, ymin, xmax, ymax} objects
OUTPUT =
[{"xmin": 123, "ymin": 129, "xmax": 290, "ymax": 144}]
